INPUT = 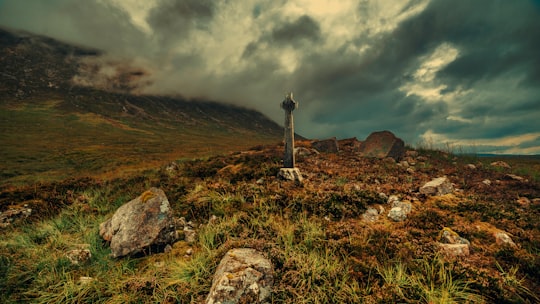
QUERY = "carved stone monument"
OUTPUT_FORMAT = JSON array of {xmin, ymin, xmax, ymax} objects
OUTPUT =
[{"xmin": 278, "ymin": 93, "xmax": 303, "ymax": 183}]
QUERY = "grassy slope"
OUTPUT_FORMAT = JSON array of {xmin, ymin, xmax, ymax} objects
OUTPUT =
[
  {"xmin": 1, "ymin": 145, "xmax": 539, "ymax": 303},
  {"xmin": 0, "ymin": 90, "xmax": 282, "ymax": 187}
]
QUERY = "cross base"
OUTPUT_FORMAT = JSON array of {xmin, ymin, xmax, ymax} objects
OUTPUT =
[{"xmin": 278, "ymin": 168, "xmax": 304, "ymax": 184}]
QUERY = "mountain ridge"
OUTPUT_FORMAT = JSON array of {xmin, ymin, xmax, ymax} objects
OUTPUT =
[{"xmin": 0, "ymin": 27, "xmax": 283, "ymax": 187}]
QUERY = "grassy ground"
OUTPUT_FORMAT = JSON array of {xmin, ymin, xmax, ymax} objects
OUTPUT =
[
  {"xmin": 0, "ymin": 94, "xmax": 281, "ymax": 188},
  {"xmin": 1, "ymin": 145, "xmax": 539, "ymax": 303}
]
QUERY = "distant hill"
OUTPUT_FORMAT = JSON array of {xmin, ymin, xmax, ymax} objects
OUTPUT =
[{"xmin": 0, "ymin": 28, "xmax": 283, "ymax": 186}]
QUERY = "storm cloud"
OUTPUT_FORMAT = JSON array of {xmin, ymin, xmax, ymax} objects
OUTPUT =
[{"xmin": 1, "ymin": 0, "xmax": 539, "ymax": 154}]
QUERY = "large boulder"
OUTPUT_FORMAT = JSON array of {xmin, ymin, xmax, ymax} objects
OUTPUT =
[
  {"xmin": 99, "ymin": 187, "xmax": 176, "ymax": 258},
  {"xmin": 358, "ymin": 131, "xmax": 405, "ymax": 159},
  {"xmin": 206, "ymin": 248, "xmax": 274, "ymax": 304},
  {"xmin": 311, "ymin": 137, "xmax": 339, "ymax": 153}
]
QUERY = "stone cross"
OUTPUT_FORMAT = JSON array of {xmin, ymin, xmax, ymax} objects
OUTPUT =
[{"xmin": 281, "ymin": 92, "xmax": 297, "ymax": 168}]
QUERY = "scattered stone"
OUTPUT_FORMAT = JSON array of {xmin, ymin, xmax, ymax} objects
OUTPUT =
[
  {"xmin": 66, "ymin": 249, "xmax": 92, "ymax": 265},
  {"xmin": 417, "ymin": 156, "xmax": 428, "ymax": 162},
  {"xmin": 256, "ymin": 178, "xmax": 265, "ymax": 184},
  {"xmin": 406, "ymin": 150, "xmax": 418, "ymax": 158},
  {"xmin": 186, "ymin": 248, "xmax": 193, "ymax": 256},
  {"xmin": 362, "ymin": 207, "xmax": 379, "ymax": 222},
  {"xmin": 387, "ymin": 195, "xmax": 400, "ymax": 205},
  {"xmin": 99, "ymin": 188, "xmax": 177, "ymax": 258},
  {"xmin": 184, "ymin": 227, "xmax": 197, "ymax": 244},
  {"xmin": 0, "ymin": 206, "xmax": 32, "ymax": 228},
  {"xmin": 311, "ymin": 137, "xmax": 339, "ymax": 153},
  {"xmin": 438, "ymin": 243, "xmax": 470, "ymax": 257},
  {"xmin": 387, "ymin": 200, "xmax": 412, "ymax": 222},
  {"xmin": 494, "ymin": 232, "xmax": 517, "ymax": 248},
  {"xmin": 505, "ymin": 174, "xmax": 525, "ymax": 182},
  {"xmin": 465, "ymin": 164, "xmax": 476, "ymax": 170},
  {"xmin": 388, "ymin": 207, "xmax": 407, "ymax": 222},
  {"xmin": 482, "ymin": 179, "xmax": 492, "ymax": 186},
  {"xmin": 206, "ymin": 248, "xmax": 273, "ymax": 304},
  {"xmin": 419, "ymin": 177, "xmax": 454, "ymax": 196},
  {"xmin": 338, "ymin": 137, "xmax": 362, "ymax": 152},
  {"xmin": 406, "ymin": 168, "xmax": 415, "ymax": 174},
  {"xmin": 439, "ymin": 227, "xmax": 470, "ymax": 245},
  {"xmin": 398, "ymin": 160, "xmax": 410, "ymax": 168},
  {"xmin": 294, "ymin": 147, "xmax": 319, "ymax": 157},
  {"xmin": 490, "ymin": 161, "xmax": 511, "ymax": 169},
  {"xmin": 175, "ymin": 217, "xmax": 187, "ymax": 228},
  {"xmin": 404, "ymin": 157, "xmax": 416, "ymax": 166},
  {"xmin": 165, "ymin": 162, "xmax": 179, "ymax": 173},
  {"xmin": 358, "ymin": 130, "xmax": 405, "ymax": 160},
  {"xmin": 277, "ymin": 168, "xmax": 304, "ymax": 183},
  {"xmin": 378, "ymin": 192, "xmax": 388, "ymax": 201},
  {"xmin": 392, "ymin": 200, "xmax": 412, "ymax": 214}
]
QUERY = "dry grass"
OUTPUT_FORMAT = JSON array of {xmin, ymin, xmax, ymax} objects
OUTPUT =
[{"xmin": 1, "ymin": 144, "xmax": 539, "ymax": 303}]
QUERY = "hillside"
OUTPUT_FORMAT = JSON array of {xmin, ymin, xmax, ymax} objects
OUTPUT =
[
  {"xmin": 0, "ymin": 143, "xmax": 539, "ymax": 303},
  {"xmin": 0, "ymin": 28, "xmax": 283, "ymax": 187}
]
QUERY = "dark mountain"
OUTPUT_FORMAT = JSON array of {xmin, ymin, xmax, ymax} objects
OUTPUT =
[{"xmin": 0, "ymin": 28, "xmax": 283, "ymax": 186}]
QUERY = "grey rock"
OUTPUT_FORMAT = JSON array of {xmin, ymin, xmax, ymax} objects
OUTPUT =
[
  {"xmin": 206, "ymin": 248, "xmax": 273, "ymax": 304},
  {"xmin": 419, "ymin": 177, "xmax": 454, "ymax": 196},
  {"xmin": 99, "ymin": 188, "xmax": 176, "ymax": 258},
  {"xmin": 388, "ymin": 207, "xmax": 407, "ymax": 222},
  {"xmin": 387, "ymin": 199, "xmax": 412, "ymax": 222},
  {"xmin": 362, "ymin": 207, "xmax": 379, "ymax": 222}
]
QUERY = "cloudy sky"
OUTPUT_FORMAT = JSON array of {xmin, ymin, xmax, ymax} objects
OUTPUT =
[{"xmin": 1, "ymin": 0, "xmax": 539, "ymax": 154}]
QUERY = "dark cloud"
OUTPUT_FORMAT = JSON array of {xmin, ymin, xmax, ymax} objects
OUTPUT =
[
  {"xmin": 146, "ymin": 0, "xmax": 216, "ymax": 39},
  {"xmin": 0, "ymin": 0, "xmax": 146, "ymax": 56},
  {"xmin": 271, "ymin": 15, "xmax": 321, "ymax": 45},
  {"xmin": 1, "ymin": 0, "xmax": 539, "ymax": 153}
]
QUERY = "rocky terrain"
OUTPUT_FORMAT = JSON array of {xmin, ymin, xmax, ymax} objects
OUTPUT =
[{"xmin": 1, "ymin": 135, "xmax": 539, "ymax": 303}]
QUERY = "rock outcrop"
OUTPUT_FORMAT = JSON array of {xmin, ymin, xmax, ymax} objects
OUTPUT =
[
  {"xmin": 99, "ymin": 188, "xmax": 177, "ymax": 258},
  {"xmin": 311, "ymin": 137, "xmax": 339, "ymax": 153},
  {"xmin": 206, "ymin": 248, "xmax": 274, "ymax": 304},
  {"xmin": 358, "ymin": 131, "xmax": 405, "ymax": 160}
]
